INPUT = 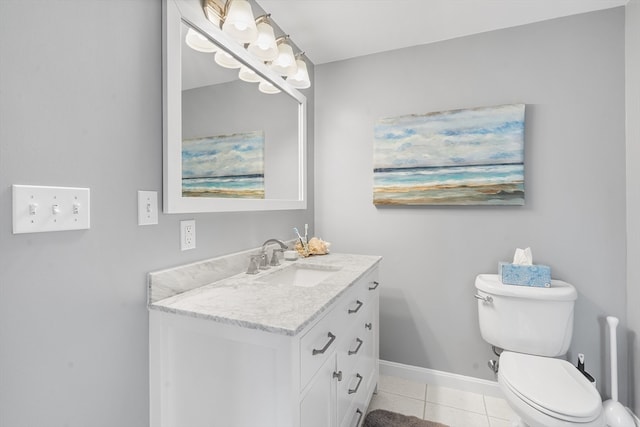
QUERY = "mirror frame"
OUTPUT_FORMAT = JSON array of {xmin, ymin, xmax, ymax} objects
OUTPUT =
[{"xmin": 162, "ymin": 0, "xmax": 307, "ymax": 213}]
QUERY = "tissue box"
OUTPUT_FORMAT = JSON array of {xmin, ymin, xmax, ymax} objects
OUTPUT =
[{"xmin": 499, "ymin": 262, "xmax": 551, "ymax": 287}]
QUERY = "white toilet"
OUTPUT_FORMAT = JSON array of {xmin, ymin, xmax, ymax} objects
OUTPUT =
[{"xmin": 475, "ymin": 274, "xmax": 604, "ymax": 427}]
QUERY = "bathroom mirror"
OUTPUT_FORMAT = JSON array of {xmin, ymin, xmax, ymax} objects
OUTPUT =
[{"xmin": 163, "ymin": 0, "xmax": 307, "ymax": 213}]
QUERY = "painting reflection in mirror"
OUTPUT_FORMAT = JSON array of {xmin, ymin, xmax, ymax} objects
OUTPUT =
[{"xmin": 182, "ymin": 131, "xmax": 265, "ymax": 199}]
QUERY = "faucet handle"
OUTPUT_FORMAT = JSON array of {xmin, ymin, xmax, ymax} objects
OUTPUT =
[
  {"xmin": 247, "ymin": 255, "xmax": 262, "ymax": 274},
  {"xmin": 270, "ymin": 248, "xmax": 285, "ymax": 266},
  {"xmin": 259, "ymin": 252, "xmax": 270, "ymax": 270}
]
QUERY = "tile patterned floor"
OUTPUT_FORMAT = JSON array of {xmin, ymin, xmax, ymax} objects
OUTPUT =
[{"xmin": 367, "ymin": 375, "xmax": 518, "ymax": 427}]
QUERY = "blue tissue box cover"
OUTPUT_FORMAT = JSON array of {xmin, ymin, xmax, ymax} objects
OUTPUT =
[{"xmin": 499, "ymin": 262, "xmax": 551, "ymax": 287}]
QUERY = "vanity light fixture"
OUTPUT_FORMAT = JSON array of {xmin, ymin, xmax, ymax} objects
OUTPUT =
[
  {"xmin": 185, "ymin": 28, "xmax": 218, "ymax": 53},
  {"xmin": 270, "ymin": 36, "xmax": 297, "ymax": 77},
  {"xmin": 247, "ymin": 15, "xmax": 278, "ymax": 61},
  {"xmin": 287, "ymin": 53, "xmax": 311, "ymax": 89},
  {"xmin": 202, "ymin": 0, "xmax": 312, "ymax": 91},
  {"xmin": 221, "ymin": 0, "xmax": 258, "ymax": 43}
]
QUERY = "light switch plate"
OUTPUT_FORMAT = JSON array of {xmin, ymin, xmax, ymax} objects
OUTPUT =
[
  {"xmin": 13, "ymin": 184, "xmax": 90, "ymax": 234},
  {"xmin": 138, "ymin": 190, "xmax": 158, "ymax": 226}
]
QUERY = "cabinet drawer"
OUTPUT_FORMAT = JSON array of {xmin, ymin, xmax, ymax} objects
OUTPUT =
[
  {"xmin": 339, "ymin": 351, "xmax": 376, "ymax": 427},
  {"xmin": 337, "ymin": 367, "xmax": 369, "ymax": 422},
  {"xmin": 338, "ymin": 290, "xmax": 368, "ymax": 321},
  {"xmin": 336, "ymin": 277, "xmax": 374, "ymax": 332},
  {"xmin": 359, "ymin": 268, "xmax": 380, "ymax": 296},
  {"xmin": 300, "ymin": 304, "xmax": 342, "ymax": 389},
  {"xmin": 340, "ymin": 406, "xmax": 365, "ymax": 427},
  {"xmin": 337, "ymin": 306, "xmax": 373, "ymax": 372}
]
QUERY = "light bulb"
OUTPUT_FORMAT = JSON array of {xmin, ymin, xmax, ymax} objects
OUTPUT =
[
  {"xmin": 248, "ymin": 21, "xmax": 278, "ymax": 61},
  {"xmin": 271, "ymin": 42, "xmax": 297, "ymax": 76}
]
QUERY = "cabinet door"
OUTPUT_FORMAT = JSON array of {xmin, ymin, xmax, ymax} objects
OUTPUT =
[{"xmin": 300, "ymin": 354, "xmax": 337, "ymax": 427}]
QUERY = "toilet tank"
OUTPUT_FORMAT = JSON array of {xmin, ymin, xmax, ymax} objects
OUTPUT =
[{"xmin": 475, "ymin": 274, "xmax": 577, "ymax": 357}]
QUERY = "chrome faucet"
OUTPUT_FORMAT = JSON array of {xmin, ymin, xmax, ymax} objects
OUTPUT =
[{"xmin": 260, "ymin": 239, "xmax": 288, "ymax": 268}]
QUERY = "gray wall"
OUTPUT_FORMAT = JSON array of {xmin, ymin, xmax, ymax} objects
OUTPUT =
[
  {"xmin": 0, "ymin": 1, "xmax": 314, "ymax": 426},
  {"xmin": 626, "ymin": 0, "xmax": 640, "ymax": 414},
  {"xmin": 315, "ymin": 8, "xmax": 629, "ymax": 403}
]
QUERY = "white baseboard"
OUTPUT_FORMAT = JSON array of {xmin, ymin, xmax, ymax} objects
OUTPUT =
[{"xmin": 379, "ymin": 359, "xmax": 502, "ymax": 397}]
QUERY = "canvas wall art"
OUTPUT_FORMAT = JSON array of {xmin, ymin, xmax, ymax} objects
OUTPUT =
[
  {"xmin": 182, "ymin": 130, "xmax": 265, "ymax": 199},
  {"xmin": 373, "ymin": 104, "xmax": 525, "ymax": 206}
]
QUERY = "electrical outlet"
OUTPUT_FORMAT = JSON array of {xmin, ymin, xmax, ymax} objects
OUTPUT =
[{"xmin": 180, "ymin": 220, "xmax": 196, "ymax": 251}]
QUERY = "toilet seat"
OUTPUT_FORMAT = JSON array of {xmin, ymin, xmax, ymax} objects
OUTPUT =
[{"xmin": 498, "ymin": 352, "xmax": 602, "ymax": 423}]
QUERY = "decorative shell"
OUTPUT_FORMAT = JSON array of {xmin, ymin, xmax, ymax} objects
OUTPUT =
[{"xmin": 295, "ymin": 237, "xmax": 331, "ymax": 257}]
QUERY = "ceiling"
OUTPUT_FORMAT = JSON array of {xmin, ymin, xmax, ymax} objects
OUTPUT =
[{"xmin": 255, "ymin": 0, "xmax": 628, "ymax": 65}]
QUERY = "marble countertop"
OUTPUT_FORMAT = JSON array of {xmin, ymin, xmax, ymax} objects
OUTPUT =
[{"xmin": 149, "ymin": 253, "xmax": 381, "ymax": 336}]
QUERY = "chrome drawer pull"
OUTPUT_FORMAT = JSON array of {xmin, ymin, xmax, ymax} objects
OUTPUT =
[
  {"xmin": 365, "ymin": 322, "xmax": 372, "ymax": 330},
  {"xmin": 348, "ymin": 374, "xmax": 363, "ymax": 394},
  {"xmin": 354, "ymin": 408, "xmax": 364, "ymax": 426},
  {"xmin": 368, "ymin": 281, "xmax": 380, "ymax": 290},
  {"xmin": 333, "ymin": 370, "xmax": 343, "ymax": 381},
  {"xmin": 312, "ymin": 332, "xmax": 336, "ymax": 355},
  {"xmin": 348, "ymin": 338, "xmax": 364, "ymax": 355},
  {"xmin": 348, "ymin": 300, "xmax": 363, "ymax": 314},
  {"xmin": 474, "ymin": 294, "xmax": 493, "ymax": 303}
]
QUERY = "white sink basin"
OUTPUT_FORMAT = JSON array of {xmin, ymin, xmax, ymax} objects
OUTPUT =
[{"xmin": 261, "ymin": 264, "xmax": 341, "ymax": 287}]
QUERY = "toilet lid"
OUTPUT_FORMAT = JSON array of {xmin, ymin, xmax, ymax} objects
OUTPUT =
[{"xmin": 499, "ymin": 352, "xmax": 602, "ymax": 422}]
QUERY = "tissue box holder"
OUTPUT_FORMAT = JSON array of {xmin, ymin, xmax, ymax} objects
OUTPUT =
[{"xmin": 499, "ymin": 262, "xmax": 551, "ymax": 287}]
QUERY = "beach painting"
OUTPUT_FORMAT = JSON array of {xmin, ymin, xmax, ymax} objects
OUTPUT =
[
  {"xmin": 182, "ymin": 130, "xmax": 265, "ymax": 198},
  {"xmin": 373, "ymin": 104, "xmax": 525, "ymax": 206}
]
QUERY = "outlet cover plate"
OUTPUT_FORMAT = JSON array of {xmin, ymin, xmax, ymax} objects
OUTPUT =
[{"xmin": 180, "ymin": 219, "xmax": 196, "ymax": 251}]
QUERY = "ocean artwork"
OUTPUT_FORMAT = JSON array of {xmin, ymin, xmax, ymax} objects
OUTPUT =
[
  {"xmin": 182, "ymin": 130, "xmax": 265, "ymax": 198},
  {"xmin": 373, "ymin": 104, "xmax": 525, "ymax": 206}
]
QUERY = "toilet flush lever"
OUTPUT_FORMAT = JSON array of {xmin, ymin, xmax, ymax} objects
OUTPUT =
[{"xmin": 474, "ymin": 294, "xmax": 493, "ymax": 303}]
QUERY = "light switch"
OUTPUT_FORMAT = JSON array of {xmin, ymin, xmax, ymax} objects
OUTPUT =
[
  {"xmin": 12, "ymin": 185, "xmax": 90, "ymax": 234},
  {"xmin": 138, "ymin": 190, "xmax": 158, "ymax": 226}
]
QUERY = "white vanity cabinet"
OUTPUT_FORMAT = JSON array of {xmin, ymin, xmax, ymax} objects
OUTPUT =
[{"xmin": 149, "ymin": 263, "xmax": 380, "ymax": 427}]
